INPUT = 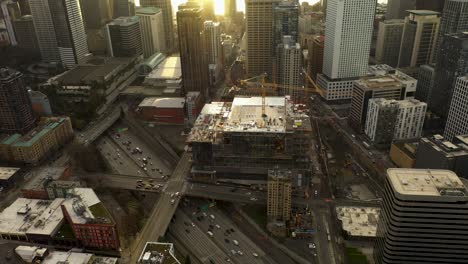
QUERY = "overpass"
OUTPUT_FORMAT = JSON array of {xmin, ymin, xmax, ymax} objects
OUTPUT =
[{"xmin": 75, "ymin": 104, "xmax": 123, "ymax": 146}]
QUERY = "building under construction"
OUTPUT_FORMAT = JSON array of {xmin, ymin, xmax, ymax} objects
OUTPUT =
[{"xmin": 187, "ymin": 96, "xmax": 312, "ymax": 181}]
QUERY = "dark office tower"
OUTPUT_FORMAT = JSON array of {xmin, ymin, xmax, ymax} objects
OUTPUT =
[
  {"xmin": 48, "ymin": 0, "xmax": 89, "ymax": 69},
  {"xmin": 374, "ymin": 168, "xmax": 468, "ymax": 264},
  {"xmin": 17, "ymin": 0, "xmax": 31, "ymax": 15},
  {"xmin": 434, "ymin": 0, "xmax": 468, "ymax": 61},
  {"xmin": 415, "ymin": 64, "xmax": 436, "ymax": 103},
  {"xmin": 386, "ymin": 0, "xmax": 416, "ymax": 19},
  {"xmin": 177, "ymin": 2, "xmax": 209, "ymax": 99},
  {"xmin": 224, "ymin": 0, "xmax": 236, "ymax": 17},
  {"xmin": 12, "ymin": 15, "xmax": 39, "ymax": 54},
  {"xmin": 0, "ymin": 68, "xmax": 35, "ymax": 134},
  {"xmin": 273, "ymin": 1, "xmax": 299, "ymax": 54},
  {"xmin": 29, "ymin": 0, "xmax": 60, "ymax": 63},
  {"xmin": 80, "ymin": 0, "xmax": 112, "ymax": 30},
  {"xmin": 139, "ymin": 0, "xmax": 175, "ymax": 53},
  {"xmin": 430, "ymin": 32, "xmax": 468, "ymax": 119},
  {"xmin": 416, "ymin": 0, "xmax": 446, "ymax": 13},
  {"xmin": 105, "ymin": 16, "xmax": 142, "ymax": 57},
  {"xmin": 1, "ymin": 0, "xmax": 21, "ymax": 46},
  {"xmin": 308, "ymin": 35, "xmax": 324, "ymax": 82},
  {"xmin": 113, "ymin": 0, "xmax": 135, "ymax": 18},
  {"xmin": 375, "ymin": 20, "xmax": 404, "ymax": 67}
]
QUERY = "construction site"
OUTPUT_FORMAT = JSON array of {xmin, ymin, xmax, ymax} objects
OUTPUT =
[{"xmin": 187, "ymin": 96, "xmax": 312, "ymax": 182}]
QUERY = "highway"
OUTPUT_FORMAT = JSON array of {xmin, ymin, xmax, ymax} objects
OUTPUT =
[{"xmin": 76, "ymin": 104, "xmax": 123, "ymax": 145}]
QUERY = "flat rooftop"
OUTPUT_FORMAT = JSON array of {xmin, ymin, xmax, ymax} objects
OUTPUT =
[
  {"xmin": 0, "ymin": 167, "xmax": 20, "ymax": 180},
  {"xmin": 356, "ymin": 75, "xmax": 402, "ymax": 90},
  {"xmin": 146, "ymin": 57, "xmax": 181, "ymax": 80},
  {"xmin": 421, "ymin": 134, "xmax": 468, "ymax": 156},
  {"xmin": 0, "ymin": 198, "xmax": 65, "ymax": 237},
  {"xmin": 62, "ymin": 188, "xmax": 114, "ymax": 225},
  {"xmin": 387, "ymin": 168, "xmax": 468, "ymax": 197},
  {"xmin": 336, "ymin": 207, "xmax": 380, "ymax": 237},
  {"xmin": 139, "ymin": 97, "xmax": 185, "ymax": 109},
  {"xmin": 23, "ymin": 166, "xmax": 67, "ymax": 191},
  {"xmin": 138, "ymin": 242, "xmax": 181, "ymax": 264}
]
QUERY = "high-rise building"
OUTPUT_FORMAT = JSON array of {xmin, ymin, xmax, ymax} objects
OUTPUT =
[
  {"xmin": 136, "ymin": 7, "xmax": 166, "ymax": 57},
  {"xmin": 317, "ymin": 0, "xmax": 376, "ymax": 101},
  {"xmin": 273, "ymin": 1, "xmax": 299, "ymax": 54},
  {"xmin": 415, "ymin": 134, "xmax": 468, "ymax": 179},
  {"xmin": 365, "ymin": 99, "xmax": 400, "ymax": 146},
  {"xmin": 113, "ymin": 0, "xmax": 135, "ymax": 18},
  {"xmin": 434, "ymin": 0, "xmax": 468, "ymax": 60},
  {"xmin": 349, "ymin": 75, "xmax": 406, "ymax": 132},
  {"xmin": 444, "ymin": 75, "xmax": 468, "ymax": 141},
  {"xmin": 430, "ymin": 32, "xmax": 468, "ymax": 119},
  {"xmin": 105, "ymin": 16, "xmax": 142, "ymax": 57},
  {"xmin": 1, "ymin": 0, "xmax": 21, "ymax": 46},
  {"xmin": 200, "ymin": 0, "xmax": 215, "ymax": 21},
  {"xmin": 276, "ymin": 36, "xmax": 302, "ymax": 100},
  {"xmin": 0, "ymin": 68, "xmax": 35, "ymax": 134},
  {"xmin": 139, "ymin": 0, "xmax": 175, "ymax": 54},
  {"xmin": 415, "ymin": 64, "xmax": 436, "ymax": 103},
  {"xmin": 393, "ymin": 99, "xmax": 427, "ymax": 140},
  {"xmin": 415, "ymin": 0, "xmax": 446, "ymax": 13},
  {"xmin": 245, "ymin": 0, "xmax": 280, "ymax": 78},
  {"xmin": 267, "ymin": 169, "xmax": 292, "ymax": 222},
  {"xmin": 374, "ymin": 168, "xmax": 468, "ymax": 264},
  {"xmin": 79, "ymin": 0, "xmax": 113, "ymax": 55},
  {"xmin": 224, "ymin": 0, "xmax": 236, "ymax": 17},
  {"xmin": 375, "ymin": 20, "xmax": 404, "ymax": 67},
  {"xmin": 385, "ymin": 0, "xmax": 416, "ymax": 19},
  {"xmin": 308, "ymin": 35, "xmax": 324, "ymax": 82},
  {"xmin": 398, "ymin": 10, "xmax": 440, "ymax": 68},
  {"xmin": 29, "ymin": 0, "xmax": 60, "ymax": 63},
  {"xmin": 12, "ymin": 15, "xmax": 39, "ymax": 54},
  {"xmin": 203, "ymin": 21, "xmax": 221, "ymax": 65},
  {"xmin": 177, "ymin": 2, "xmax": 209, "ymax": 98},
  {"xmin": 48, "ymin": 0, "xmax": 89, "ymax": 68}
]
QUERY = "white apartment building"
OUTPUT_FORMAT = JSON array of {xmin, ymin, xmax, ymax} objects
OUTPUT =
[
  {"xmin": 444, "ymin": 75, "xmax": 468, "ymax": 141},
  {"xmin": 136, "ymin": 7, "xmax": 166, "ymax": 58},
  {"xmin": 394, "ymin": 99, "xmax": 427, "ymax": 140}
]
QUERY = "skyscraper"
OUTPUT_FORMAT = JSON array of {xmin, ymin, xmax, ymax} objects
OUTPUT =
[
  {"xmin": 386, "ymin": 0, "xmax": 416, "ymax": 19},
  {"xmin": 48, "ymin": 0, "xmax": 89, "ymax": 68},
  {"xmin": 374, "ymin": 168, "xmax": 468, "ymax": 264},
  {"xmin": 416, "ymin": 0, "xmax": 446, "ymax": 13},
  {"xmin": 415, "ymin": 64, "xmax": 436, "ymax": 103},
  {"xmin": 317, "ymin": 0, "xmax": 376, "ymax": 101},
  {"xmin": 0, "ymin": 68, "xmax": 36, "ymax": 134},
  {"xmin": 430, "ymin": 32, "xmax": 468, "ymax": 119},
  {"xmin": 267, "ymin": 169, "xmax": 292, "ymax": 223},
  {"xmin": 245, "ymin": 0, "xmax": 280, "ymax": 78},
  {"xmin": 113, "ymin": 0, "xmax": 135, "ymax": 18},
  {"xmin": 444, "ymin": 75, "xmax": 468, "ymax": 141},
  {"xmin": 177, "ymin": 2, "xmax": 209, "ymax": 98},
  {"xmin": 273, "ymin": 1, "xmax": 299, "ymax": 54},
  {"xmin": 398, "ymin": 10, "xmax": 440, "ymax": 68},
  {"xmin": 276, "ymin": 36, "xmax": 302, "ymax": 100},
  {"xmin": 139, "ymin": 0, "xmax": 175, "ymax": 53},
  {"xmin": 1, "ymin": 0, "xmax": 21, "ymax": 46},
  {"xmin": 105, "ymin": 16, "xmax": 142, "ymax": 57},
  {"xmin": 224, "ymin": 0, "xmax": 236, "ymax": 17},
  {"xmin": 80, "ymin": 0, "xmax": 113, "ymax": 55},
  {"xmin": 203, "ymin": 21, "xmax": 221, "ymax": 65},
  {"xmin": 29, "ymin": 0, "xmax": 60, "ymax": 63},
  {"xmin": 308, "ymin": 35, "xmax": 324, "ymax": 82},
  {"xmin": 13, "ymin": 15, "xmax": 40, "ymax": 54},
  {"xmin": 375, "ymin": 20, "xmax": 405, "ymax": 67},
  {"xmin": 136, "ymin": 7, "xmax": 166, "ymax": 57}
]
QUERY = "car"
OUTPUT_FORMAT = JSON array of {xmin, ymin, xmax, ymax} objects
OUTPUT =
[
  {"xmin": 170, "ymin": 193, "xmax": 175, "ymax": 198},
  {"xmin": 253, "ymin": 253, "xmax": 259, "ymax": 257},
  {"xmin": 152, "ymin": 168, "xmax": 156, "ymax": 171},
  {"xmin": 191, "ymin": 222, "xmax": 195, "ymax": 227},
  {"xmin": 225, "ymin": 257, "xmax": 231, "ymax": 262},
  {"xmin": 119, "ymin": 161, "xmax": 123, "ymax": 165},
  {"xmin": 184, "ymin": 221, "xmax": 189, "ymax": 226},
  {"xmin": 233, "ymin": 240, "xmax": 239, "ymax": 246},
  {"xmin": 207, "ymin": 231, "xmax": 213, "ymax": 237},
  {"xmin": 230, "ymin": 250, "xmax": 236, "ymax": 255},
  {"xmin": 246, "ymin": 192, "xmax": 251, "ymax": 195},
  {"xmin": 202, "ymin": 212, "xmax": 207, "ymax": 217},
  {"xmin": 209, "ymin": 214, "xmax": 215, "ymax": 220},
  {"xmin": 250, "ymin": 197, "xmax": 258, "ymax": 201},
  {"xmin": 230, "ymin": 228, "xmax": 235, "ymax": 233},
  {"xmin": 224, "ymin": 238, "xmax": 230, "ymax": 243},
  {"xmin": 170, "ymin": 199, "xmax": 175, "ymax": 205},
  {"xmin": 215, "ymin": 224, "xmax": 221, "ymax": 229},
  {"xmin": 185, "ymin": 229, "xmax": 190, "ymax": 233},
  {"xmin": 237, "ymin": 251, "xmax": 243, "ymax": 256},
  {"xmin": 209, "ymin": 259, "xmax": 215, "ymax": 264},
  {"xmin": 175, "ymin": 192, "xmax": 180, "ymax": 196}
]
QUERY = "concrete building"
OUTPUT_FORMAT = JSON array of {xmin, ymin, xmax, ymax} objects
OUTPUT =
[
  {"xmin": 415, "ymin": 64, "xmax": 435, "ymax": 103},
  {"xmin": 267, "ymin": 169, "xmax": 292, "ymax": 222},
  {"xmin": 375, "ymin": 20, "xmax": 404, "ymax": 67},
  {"xmin": 139, "ymin": 0, "xmax": 175, "ymax": 54},
  {"xmin": 0, "ymin": 167, "xmax": 21, "ymax": 188},
  {"xmin": 12, "ymin": 15, "xmax": 39, "ymax": 54},
  {"xmin": 276, "ymin": 36, "xmax": 302, "ymax": 101},
  {"xmin": 48, "ymin": 0, "xmax": 89, "ymax": 69},
  {"xmin": 374, "ymin": 168, "xmax": 468, "ymax": 264},
  {"xmin": 245, "ymin": 0, "xmax": 280, "ymax": 78},
  {"xmin": 28, "ymin": 0, "xmax": 60, "ymax": 63},
  {"xmin": 45, "ymin": 180, "xmax": 82, "ymax": 199},
  {"xmin": 15, "ymin": 246, "xmax": 118, "ymax": 264},
  {"xmin": 415, "ymin": 134, "xmax": 468, "ymax": 179},
  {"xmin": 336, "ymin": 207, "xmax": 380, "ymax": 240},
  {"xmin": 61, "ymin": 188, "xmax": 119, "ymax": 250},
  {"xmin": 106, "ymin": 16, "xmax": 142, "ymax": 57},
  {"xmin": 385, "ymin": 0, "xmax": 416, "ymax": 19},
  {"xmin": 186, "ymin": 91, "xmax": 204, "ymax": 125},
  {"xmin": 365, "ymin": 99, "xmax": 400, "ymax": 146},
  {"xmin": 29, "ymin": 90, "xmax": 52, "ymax": 117},
  {"xmin": 136, "ymin": 7, "xmax": 166, "ymax": 58},
  {"xmin": 308, "ymin": 35, "xmax": 324, "ymax": 82},
  {"xmin": 177, "ymin": 2, "xmax": 209, "ymax": 99},
  {"xmin": 430, "ymin": 32, "xmax": 468, "ymax": 119},
  {"xmin": 187, "ymin": 96, "xmax": 311, "ymax": 181},
  {"xmin": 349, "ymin": 76, "xmax": 405, "ymax": 133},
  {"xmin": 394, "ymin": 99, "xmax": 427, "ymax": 140},
  {"xmin": 389, "ymin": 141, "xmax": 418, "ymax": 168},
  {"xmin": 113, "ymin": 0, "xmax": 135, "ymax": 18},
  {"xmin": 79, "ymin": 0, "xmax": 112, "ymax": 55},
  {"xmin": 445, "ymin": 75, "xmax": 468, "ymax": 141},
  {"xmin": 397, "ymin": 10, "xmax": 440, "ymax": 68},
  {"xmin": 143, "ymin": 56, "xmax": 182, "ymax": 95},
  {"xmin": 138, "ymin": 242, "xmax": 181, "ymax": 264},
  {"xmin": 0, "ymin": 68, "xmax": 36, "ymax": 134},
  {"xmin": 318, "ymin": 0, "xmax": 376, "ymax": 101},
  {"xmin": 0, "ymin": 117, "xmax": 73, "ymax": 165},
  {"xmin": 21, "ymin": 166, "xmax": 71, "ymax": 199},
  {"xmin": 138, "ymin": 97, "xmax": 185, "ymax": 124},
  {"xmin": 273, "ymin": 1, "xmax": 299, "ymax": 53}
]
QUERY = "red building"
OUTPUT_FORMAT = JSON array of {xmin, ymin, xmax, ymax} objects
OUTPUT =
[
  {"xmin": 61, "ymin": 188, "xmax": 120, "ymax": 250},
  {"xmin": 138, "ymin": 97, "xmax": 186, "ymax": 124}
]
